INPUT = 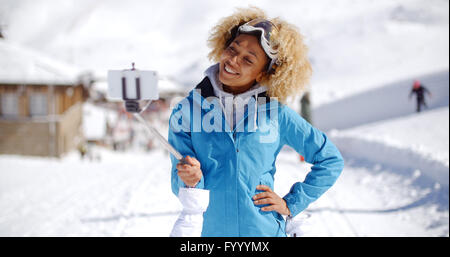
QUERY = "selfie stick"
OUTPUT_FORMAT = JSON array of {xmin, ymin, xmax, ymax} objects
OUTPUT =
[
  {"xmin": 123, "ymin": 63, "xmax": 186, "ymax": 163},
  {"xmin": 133, "ymin": 113, "xmax": 184, "ymax": 161}
]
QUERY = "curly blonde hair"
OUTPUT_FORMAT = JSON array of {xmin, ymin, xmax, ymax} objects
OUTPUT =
[{"xmin": 207, "ymin": 6, "xmax": 312, "ymax": 104}]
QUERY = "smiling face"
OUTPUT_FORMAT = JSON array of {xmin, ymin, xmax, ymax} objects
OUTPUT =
[{"xmin": 218, "ymin": 34, "xmax": 269, "ymax": 94}]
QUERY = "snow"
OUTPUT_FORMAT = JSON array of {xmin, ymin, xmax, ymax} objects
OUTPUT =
[
  {"xmin": 1, "ymin": 103, "xmax": 448, "ymax": 236},
  {"xmin": 275, "ymin": 104, "xmax": 449, "ymax": 236},
  {"xmin": 0, "ymin": 150, "xmax": 180, "ymax": 236},
  {"xmin": 313, "ymin": 69, "xmax": 449, "ymax": 131},
  {"xmin": 82, "ymin": 102, "xmax": 118, "ymax": 141},
  {"xmin": 1, "ymin": 0, "xmax": 448, "ymax": 104},
  {"xmin": 157, "ymin": 77, "xmax": 190, "ymax": 96},
  {"xmin": 0, "ymin": 39, "xmax": 81, "ymax": 85},
  {"xmin": 330, "ymin": 107, "xmax": 449, "ymax": 169},
  {"xmin": 0, "ymin": 0, "xmax": 448, "ymax": 237}
]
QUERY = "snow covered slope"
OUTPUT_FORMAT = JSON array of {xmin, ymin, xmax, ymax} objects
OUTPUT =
[
  {"xmin": 313, "ymin": 70, "xmax": 449, "ymax": 131},
  {"xmin": 321, "ymin": 107, "xmax": 449, "ymax": 236},
  {"xmin": 0, "ymin": 150, "xmax": 181, "ymax": 236},
  {"xmin": 0, "ymin": 39, "xmax": 80, "ymax": 84},
  {"xmin": 330, "ymin": 106, "xmax": 449, "ymax": 171},
  {"xmin": 1, "ymin": 104, "xmax": 448, "ymax": 236},
  {"xmin": 1, "ymin": 0, "xmax": 448, "ymax": 106}
]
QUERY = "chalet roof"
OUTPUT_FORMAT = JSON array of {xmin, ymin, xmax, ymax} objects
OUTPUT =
[{"xmin": 0, "ymin": 39, "xmax": 82, "ymax": 85}]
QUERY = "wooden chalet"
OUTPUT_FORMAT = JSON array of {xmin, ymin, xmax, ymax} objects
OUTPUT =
[{"xmin": 0, "ymin": 39, "xmax": 90, "ymax": 157}]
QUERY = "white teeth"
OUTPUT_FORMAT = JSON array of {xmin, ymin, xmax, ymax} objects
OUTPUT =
[{"xmin": 225, "ymin": 65, "xmax": 238, "ymax": 75}]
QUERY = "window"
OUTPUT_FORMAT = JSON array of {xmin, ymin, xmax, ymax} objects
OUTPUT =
[
  {"xmin": 29, "ymin": 92, "xmax": 48, "ymax": 117},
  {"xmin": 1, "ymin": 92, "xmax": 19, "ymax": 117}
]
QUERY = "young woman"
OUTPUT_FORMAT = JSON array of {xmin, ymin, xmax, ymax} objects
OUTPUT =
[{"xmin": 168, "ymin": 7, "xmax": 344, "ymax": 237}]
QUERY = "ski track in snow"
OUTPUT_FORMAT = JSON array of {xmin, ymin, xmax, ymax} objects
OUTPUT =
[
  {"xmin": 1, "ymin": 105, "xmax": 449, "ymax": 236},
  {"xmin": 0, "ymin": 144, "xmax": 448, "ymax": 236},
  {"xmin": 275, "ymin": 147, "xmax": 448, "ymax": 237},
  {"xmin": 0, "ymin": 150, "xmax": 182, "ymax": 236}
]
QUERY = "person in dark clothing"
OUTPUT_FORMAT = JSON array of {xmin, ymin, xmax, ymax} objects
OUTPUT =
[
  {"xmin": 409, "ymin": 80, "xmax": 431, "ymax": 112},
  {"xmin": 300, "ymin": 91, "xmax": 312, "ymax": 124},
  {"xmin": 299, "ymin": 91, "xmax": 312, "ymax": 162}
]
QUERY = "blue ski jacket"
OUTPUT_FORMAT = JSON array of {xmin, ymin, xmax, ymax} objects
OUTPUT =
[{"xmin": 169, "ymin": 77, "xmax": 344, "ymax": 237}]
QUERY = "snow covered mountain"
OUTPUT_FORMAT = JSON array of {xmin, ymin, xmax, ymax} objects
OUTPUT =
[{"xmin": 0, "ymin": 0, "xmax": 448, "ymax": 106}]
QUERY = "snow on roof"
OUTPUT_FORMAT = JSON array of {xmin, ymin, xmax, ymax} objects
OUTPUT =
[
  {"xmin": 82, "ymin": 102, "xmax": 118, "ymax": 140},
  {"xmin": 157, "ymin": 77, "xmax": 189, "ymax": 96},
  {"xmin": 0, "ymin": 39, "xmax": 81, "ymax": 85},
  {"xmin": 92, "ymin": 80, "xmax": 107, "ymax": 94}
]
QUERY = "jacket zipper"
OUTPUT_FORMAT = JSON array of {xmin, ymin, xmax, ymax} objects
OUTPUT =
[{"xmin": 234, "ymin": 130, "xmax": 240, "ymax": 236}]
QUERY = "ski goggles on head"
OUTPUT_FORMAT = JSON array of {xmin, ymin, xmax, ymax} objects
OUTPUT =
[{"xmin": 238, "ymin": 18, "xmax": 280, "ymax": 71}]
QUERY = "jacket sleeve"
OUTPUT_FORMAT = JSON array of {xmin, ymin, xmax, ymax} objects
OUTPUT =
[
  {"xmin": 279, "ymin": 106, "xmax": 344, "ymax": 217},
  {"xmin": 168, "ymin": 105, "xmax": 205, "ymax": 197}
]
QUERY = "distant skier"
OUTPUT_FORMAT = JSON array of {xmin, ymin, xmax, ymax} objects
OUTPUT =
[{"xmin": 409, "ymin": 80, "xmax": 431, "ymax": 113}]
